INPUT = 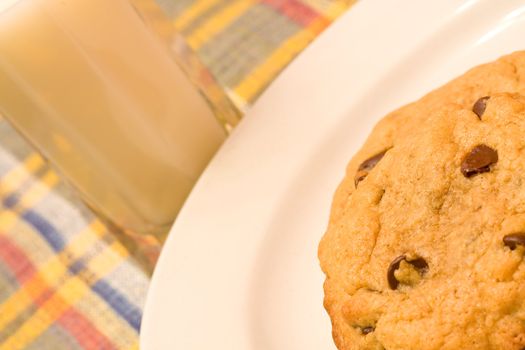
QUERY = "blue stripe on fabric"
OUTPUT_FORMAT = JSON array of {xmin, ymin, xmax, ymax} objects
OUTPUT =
[
  {"xmin": 92, "ymin": 280, "xmax": 142, "ymax": 331},
  {"xmin": 21, "ymin": 210, "xmax": 65, "ymax": 252},
  {"xmin": 3, "ymin": 196, "xmax": 65, "ymax": 252}
]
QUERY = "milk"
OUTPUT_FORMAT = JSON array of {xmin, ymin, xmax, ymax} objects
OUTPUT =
[{"xmin": 0, "ymin": 0, "xmax": 226, "ymax": 239}]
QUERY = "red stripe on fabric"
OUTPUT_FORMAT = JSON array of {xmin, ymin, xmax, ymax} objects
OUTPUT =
[
  {"xmin": 0, "ymin": 235, "xmax": 37, "ymax": 283},
  {"xmin": 57, "ymin": 308, "xmax": 117, "ymax": 350},
  {"xmin": 260, "ymin": 0, "xmax": 327, "ymax": 26}
]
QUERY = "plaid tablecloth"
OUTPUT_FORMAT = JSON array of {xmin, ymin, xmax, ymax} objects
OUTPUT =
[{"xmin": 0, "ymin": 0, "xmax": 353, "ymax": 348}]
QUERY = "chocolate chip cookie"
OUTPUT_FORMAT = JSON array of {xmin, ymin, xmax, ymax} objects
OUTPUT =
[{"xmin": 319, "ymin": 52, "xmax": 525, "ymax": 350}]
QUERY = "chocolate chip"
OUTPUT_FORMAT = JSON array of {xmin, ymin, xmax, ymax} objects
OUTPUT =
[
  {"xmin": 361, "ymin": 326, "xmax": 374, "ymax": 335},
  {"xmin": 472, "ymin": 96, "xmax": 490, "ymax": 119},
  {"xmin": 503, "ymin": 233, "xmax": 525, "ymax": 250},
  {"xmin": 387, "ymin": 255, "xmax": 405, "ymax": 290},
  {"xmin": 408, "ymin": 257, "xmax": 430, "ymax": 271},
  {"xmin": 461, "ymin": 144, "xmax": 498, "ymax": 178},
  {"xmin": 355, "ymin": 150, "xmax": 387, "ymax": 187},
  {"xmin": 387, "ymin": 255, "xmax": 429, "ymax": 290}
]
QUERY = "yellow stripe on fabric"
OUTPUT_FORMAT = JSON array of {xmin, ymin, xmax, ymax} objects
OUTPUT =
[
  {"xmin": 89, "ymin": 246, "xmax": 128, "ymax": 273},
  {"xmin": 174, "ymin": 0, "xmax": 221, "ymax": 30},
  {"xmin": 126, "ymin": 342, "xmax": 140, "ymax": 350},
  {"xmin": 128, "ymin": 340, "xmax": 139, "ymax": 350},
  {"xmin": 186, "ymin": 0, "xmax": 254, "ymax": 49},
  {"xmin": 127, "ymin": 344, "xmax": 139, "ymax": 350},
  {"xmin": 0, "ymin": 291, "xmax": 35, "ymax": 335},
  {"xmin": 64, "ymin": 222, "xmax": 107, "ymax": 258},
  {"xmin": 85, "ymin": 219, "xmax": 128, "ymax": 259},
  {"xmin": 0, "ymin": 210, "xmax": 17, "ymax": 229},
  {"xmin": 12, "ymin": 170, "xmax": 59, "ymax": 211},
  {"xmin": 323, "ymin": 0, "xmax": 353, "ymax": 20},
  {"xmin": 89, "ymin": 219, "xmax": 106, "ymax": 235},
  {"xmin": 298, "ymin": 0, "xmax": 352, "ymax": 21},
  {"xmin": 233, "ymin": 18, "xmax": 328, "ymax": 101},
  {"xmin": 0, "ymin": 241, "xmax": 127, "ymax": 350},
  {"xmin": 0, "ymin": 153, "xmax": 45, "ymax": 196}
]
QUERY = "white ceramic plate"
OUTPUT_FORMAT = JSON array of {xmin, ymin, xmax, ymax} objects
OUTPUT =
[{"xmin": 141, "ymin": 0, "xmax": 525, "ymax": 348}]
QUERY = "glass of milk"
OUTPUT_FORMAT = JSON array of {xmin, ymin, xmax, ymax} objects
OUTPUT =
[{"xmin": 0, "ymin": 0, "xmax": 241, "ymax": 270}]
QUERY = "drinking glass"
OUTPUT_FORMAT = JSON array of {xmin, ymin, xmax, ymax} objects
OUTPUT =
[{"xmin": 0, "ymin": 0, "xmax": 241, "ymax": 271}]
